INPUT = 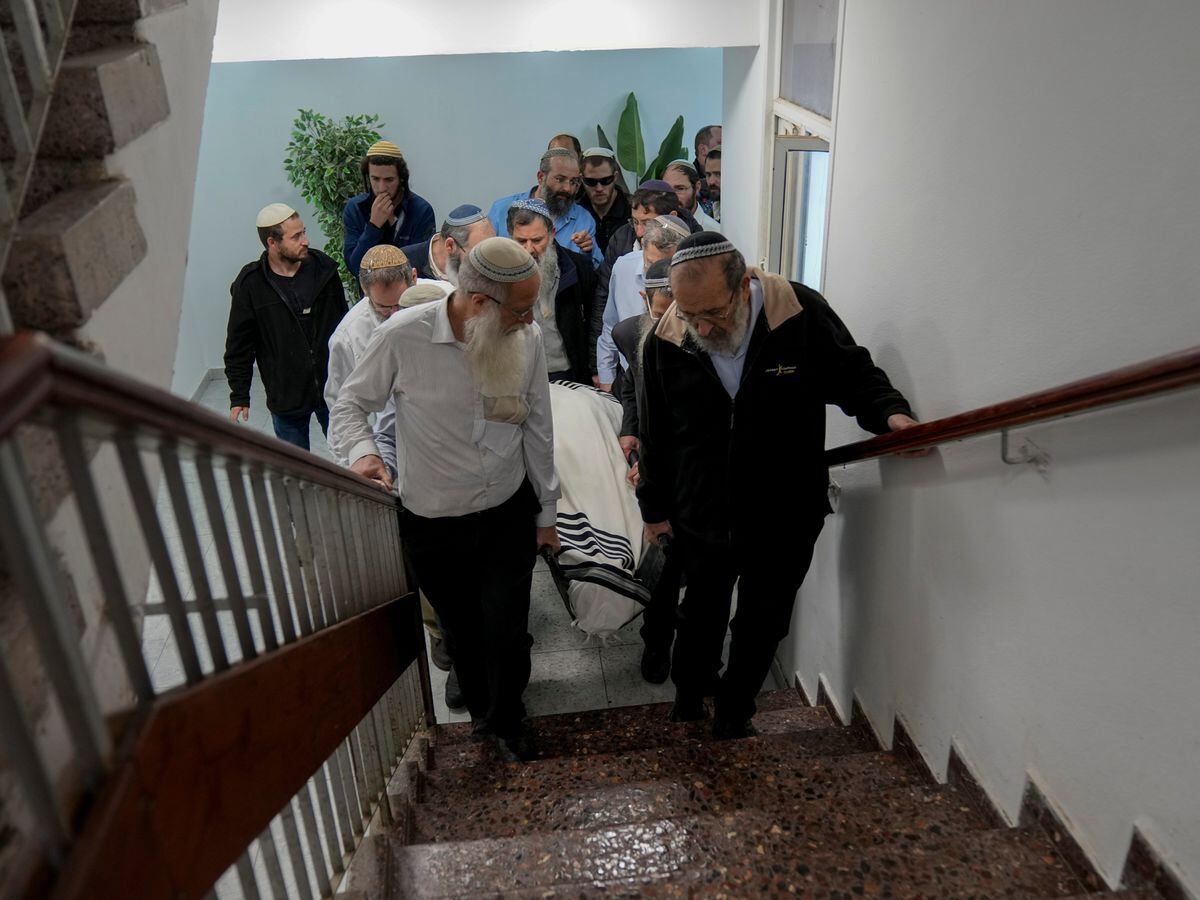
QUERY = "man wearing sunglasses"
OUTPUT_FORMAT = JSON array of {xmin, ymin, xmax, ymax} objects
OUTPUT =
[
  {"xmin": 488, "ymin": 148, "xmax": 604, "ymax": 266},
  {"xmin": 577, "ymin": 147, "xmax": 631, "ymax": 257},
  {"xmin": 636, "ymin": 232, "xmax": 921, "ymax": 741}
]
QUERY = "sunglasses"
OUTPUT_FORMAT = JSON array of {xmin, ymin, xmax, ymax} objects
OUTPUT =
[{"xmin": 582, "ymin": 175, "xmax": 616, "ymax": 187}]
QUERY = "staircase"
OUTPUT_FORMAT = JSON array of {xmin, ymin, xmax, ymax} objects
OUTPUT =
[
  {"xmin": 0, "ymin": 0, "xmax": 177, "ymax": 341},
  {"xmin": 347, "ymin": 690, "xmax": 1163, "ymax": 898}
]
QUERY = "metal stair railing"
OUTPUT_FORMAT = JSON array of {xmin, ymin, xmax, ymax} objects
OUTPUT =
[
  {"xmin": 0, "ymin": 330, "xmax": 435, "ymax": 898},
  {"xmin": 0, "ymin": 0, "xmax": 81, "ymax": 333}
]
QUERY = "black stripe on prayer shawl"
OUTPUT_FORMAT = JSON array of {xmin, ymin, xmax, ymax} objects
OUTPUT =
[
  {"xmin": 558, "ymin": 561, "xmax": 650, "ymax": 606},
  {"xmin": 557, "ymin": 513, "xmax": 635, "ymax": 569},
  {"xmin": 551, "ymin": 380, "xmax": 622, "ymax": 405}
]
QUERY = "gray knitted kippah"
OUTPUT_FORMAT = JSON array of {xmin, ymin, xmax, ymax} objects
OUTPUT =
[
  {"xmin": 664, "ymin": 158, "xmax": 698, "ymax": 175},
  {"xmin": 468, "ymin": 237, "xmax": 537, "ymax": 282},
  {"xmin": 669, "ymin": 231, "xmax": 736, "ymax": 267},
  {"xmin": 510, "ymin": 197, "xmax": 554, "ymax": 226},
  {"xmin": 643, "ymin": 259, "xmax": 672, "ymax": 291},
  {"xmin": 651, "ymin": 215, "xmax": 690, "ymax": 240},
  {"xmin": 541, "ymin": 147, "xmax": 578, "ymax": 164}
]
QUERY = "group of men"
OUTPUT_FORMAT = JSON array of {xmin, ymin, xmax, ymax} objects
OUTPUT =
[{"xmin": 224, "ymin": 124, "xmax": 919, "ymax": 761}]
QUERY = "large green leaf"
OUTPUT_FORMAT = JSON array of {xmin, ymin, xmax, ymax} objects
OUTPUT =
[
  {"xmin": 645, "ymin": 115, "xmax": 687, "ymax": 181},
  {"xmin": 616, "ymin": 93, "xmax": 645, "ymax": 178},
  {"xmin": 596, "ymin": 124, "xmax": 631, "ymax": 194}
]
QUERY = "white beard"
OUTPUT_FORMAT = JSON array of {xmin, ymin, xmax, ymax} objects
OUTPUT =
[
  {"xmin": 687, "ymin": 294, "xmax": 751, "ymax": 356},
  {"xmin": 464, "ymin": 302, "xmax": 528, "ymax": 399}
]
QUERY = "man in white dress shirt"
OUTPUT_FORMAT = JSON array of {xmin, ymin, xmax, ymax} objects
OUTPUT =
[{"xmin": 330, "ymin": 237, "xmax": 560, "ymax": 760}]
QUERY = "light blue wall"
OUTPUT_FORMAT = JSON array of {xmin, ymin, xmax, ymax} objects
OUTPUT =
[{"xmin": 173, "ymin": 47, "xmax": 723, "ymax": 395}]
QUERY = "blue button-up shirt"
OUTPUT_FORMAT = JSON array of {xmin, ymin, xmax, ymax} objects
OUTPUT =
[
  {"xmin": 488, "ymin": 189, "xmax": 604, "ymax": 266},
  {"xmin": 596, "ymin": 248, "xmax": 646, "ymax": 383}
]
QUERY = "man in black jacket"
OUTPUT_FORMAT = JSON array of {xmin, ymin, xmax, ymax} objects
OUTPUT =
[
  {"xmin": 637, "ymin": 232, "xmax": 920, "ymax": 738},
  {"xmin": 506, "ymin": 198, "xmax": 597, "ymax": 384},
  {"xmin": 225, "ymin": 203, "xmax": 348, "ymax": 450}
]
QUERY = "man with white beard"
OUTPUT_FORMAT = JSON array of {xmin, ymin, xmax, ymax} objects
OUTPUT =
[
  {"xmin": 330, "ymin": 237, "xmax": 560, "ymax": 761},
  {"xmin": 636, "ymin": 232, "xmax": 921, "ymax": 740},
  {"xmin": 400, "ymin": 204, "xmax": 495, "ymax": 282}
]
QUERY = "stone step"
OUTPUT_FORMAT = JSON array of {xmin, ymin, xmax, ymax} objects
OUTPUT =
[
  {"xmin": 0, "ymin": 0, "xmax": 183, "ymax": 25},
  {"xmin": 433, "ymin": 701, "xmax": 836, "ymax": 769},
  {"xmin": 65, "ymin": 22, "xmax": 139, "ymax": 55},
  {"xmin": 17, "ymin": 158, "xmax": 109, "ymax": 219},
  {"xmin": 411, "ymin": 762, "xmax": 993, "ymax": 848},
  {"xmin": 2, "ymin": 178, "xmax": 145, "ymax": 332},
  {"xmin": 37, "ymin": 43, "xmax": 169, "ymax": 159},
  {"xmin": 415, "ymin": 738, "xmax": 924, "ymax": 822},
  {"xmin": 359, "ymin": 815, "xmax": 1085, "ymax": 898}
]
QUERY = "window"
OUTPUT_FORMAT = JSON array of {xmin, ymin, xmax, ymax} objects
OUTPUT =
[
  {"xmin": 768, "ymin": 136, "xmax": 829, "ymax": 288},
  {"xmin": 779, "ymin": 0, "xmax": 840, "ymax": 121}
]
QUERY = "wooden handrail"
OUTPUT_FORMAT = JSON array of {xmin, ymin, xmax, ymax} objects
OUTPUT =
[
  {"xmin": 51, "ymin": 594, "xmax": 424, "ymax": 900},
  {"xmin": 825, "ymin": 345, "xmax": 1200, "ymax": 466},
  {"xmin": 0, "ymin": 331, "xmax": 394, "ymax": 505}
]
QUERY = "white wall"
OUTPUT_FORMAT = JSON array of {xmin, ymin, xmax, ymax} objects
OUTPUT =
[
  {"xmin": 171, "ymin": 48, "xmax": 723, "ymax": 395},
  {"xmin": 790, "ymin": 0, "xmax": 1200, "ymax": 888},
  {"xmin": 212, "ymin": 0, "xmax": 758, "ymax": 63}
]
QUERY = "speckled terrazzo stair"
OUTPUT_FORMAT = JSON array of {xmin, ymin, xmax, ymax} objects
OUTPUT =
[{"xmin": 346, "ymin": 689, "xmax": 1166, "ymax": 898}]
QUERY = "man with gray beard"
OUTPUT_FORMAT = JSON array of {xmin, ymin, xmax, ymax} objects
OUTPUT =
[
  {"xmin": 636, "ymin": 232, "xmax": 921, "ymax": 740},
  {"xmin": 329, "ymin": 237, "xmax": 560, "ymax": 761},
  {"xmin": 506, "ymin": 197, "xmax": 596, "ymax": 383}
]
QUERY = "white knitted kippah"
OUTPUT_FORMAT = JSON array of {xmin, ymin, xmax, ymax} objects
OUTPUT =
[
  {"xmin": 256, "ymin": 202, "xmax": 295, "ymax": 228},
  {"xmin": 469, "ymin": 237, "xmax": 537, "ymax": 282},
  {"xmin": 669, "ymin": 232, "xmax": 737, "ymax": 267}
]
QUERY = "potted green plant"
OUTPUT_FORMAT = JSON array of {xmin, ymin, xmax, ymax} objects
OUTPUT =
[
  {"xmin": 597, "ymin": 92, "xmax": 688, "ymax": 187},
  {"xmin": 283, "ymin": 109, "xmax": 383, "ymax": 298}
]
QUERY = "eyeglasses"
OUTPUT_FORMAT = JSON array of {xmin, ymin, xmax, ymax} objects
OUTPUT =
[
  {"xmin": 484, "ymin": 294, "xmax": 535, "ymax": 322},
  {"xmin": 582, "ymin": 174, "xmax": 615, "ymax": 187},
  {"xmin": 674, "ymin": 285, "xmax": 739, "ymax": 325}
]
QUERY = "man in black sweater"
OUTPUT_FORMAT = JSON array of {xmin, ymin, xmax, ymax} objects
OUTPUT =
[
  {"xmin": 636, "ymin": 232, "xmax": 921, "ymax": 738},
  {"xmin": 225, "ymin": 203, "xmax": 348, "ymax": 450}
]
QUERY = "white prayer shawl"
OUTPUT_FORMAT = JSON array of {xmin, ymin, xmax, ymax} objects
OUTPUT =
[{"xmin": 549, "ymin": 381, "xmax": 648, "ymax": 638}]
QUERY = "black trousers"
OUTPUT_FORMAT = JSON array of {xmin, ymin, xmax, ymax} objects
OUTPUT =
[
  {"xmin": 672, "ymin": 518, "xmax": 825, "ymax": 724},
  {"xmin": 400, "ymin": 481, "xmax": 539, "ymax": 739}
]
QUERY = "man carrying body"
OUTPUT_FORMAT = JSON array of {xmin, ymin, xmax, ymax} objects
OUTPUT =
[
  {"xmin": 596, "ymin": 216, "xmax": 689, "ymax": 398},
  {"xmin": 577, "ymin": 148, "xmax": 631, "ymax": 257},
  {"xmin": 636, "ymin": 232, "xmax": 921, "ymax": 738},
  {"xmin": 488, "ymin": 148, "xmax": 603, "ymax": 266},
  {"xmin": 663, "ymin": 160, "xmax": 721, "ymax": 232},
  {"xmin": 343, "ymin": 140, "xmax": 436, "ymax": 279},
  {"xmin": 330, "ymin": 237, "xmax": 560, "ymax": 761},
  {"xmin": 401, "ymin": 204, "xmax": 495, "ymax": 283},
  {"xmin": 225, "ymin": 203, "xmax": 347, "ymax": 450},
  {"xmin": 611, "ymin": 259, "xmax": 680, "ymax": 683},
  {"xmin": 506, "ymin": 198, "xmax": 597, "ymax": 384}
]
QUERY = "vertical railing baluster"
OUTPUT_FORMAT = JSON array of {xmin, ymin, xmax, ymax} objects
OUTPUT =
[
  {"xmin": 249, "ymin": 466, "xmax": 297, "ymax": 643},
  {"xmin": 0, "ymin": 652, "xmax": 68, "ymax": 865},
  {"xmin": 294, "ymin": 783, "xmax": 332, "ymax": 898},
  {"xmin": 56, "ymin": 418, "xmax": 153, "ymax": 704},
  {"xmin": 256, "ymin": 827, "xmax": 288, "ymax": 899},
  {"xmin": 310, "ymin": 763, "xmax": 345, "ymax": 878},
  {"xmin": 115, "ymin": 431, "xmax": 203, "ymax": 686},
  {"xmin": 347, "ymin": 728, "xmax": 373, "ymax": 822},
  {"xmin": 225, "ymin": 459, "xmax": 278, "ymax": 651},
  {"xmin": 326, "ymin": 746, "xmax": 359, "ymax": 851},
  {"xmin": 283, "ymin": 478, "xmax": 324, "ymax": 631},
  {"xmin": 9, "ymin": 0, "xmax": 52, "ymax": 94},
  {"xmin": 268, "ymin": 475, "xmax": 313, "ymax": 637},
  {"xmin": 298, "ymin": 483, "xmax": 335, "ymax": 628},
  {"xmin": 196, "ymin": 452, "xmax": 257, "ymax": 661},
  {"xmin": 234, "ymin": 851, "xmax": 261, "ymax": 900},
  {"xmin": 35, "ymin": 0, "xmax": 65, "ymax": 46},
  {"xmin": 359, "ymin": 500, "xmax": 380, "ymax": 607},
  {"xmin": 345, "ymin": 500, "xmax": 371, "ymax": 612},
  {"xmin": 321, "ymin": 490, "xmax": 352, "ymax": 621},
  {"xmin": 278, "ymin": 800, "xmax": 315, "ymax": 900},
  {"xmin": 335, "ymin": 497, "xmax": 365, "ymax": 615},
  {"xmin": 160, "ymin": 446, "xmax": 229, "ymax": 672},
  {"xmin": 0, "ymin": 38, "xmax": 33, "ymax": 158},
  {"xmin": 0, "ymin": 438, "xmax": 111, "ymax": 779},
  {"xmin": 366, "ymin": 706, "xmax": 394, "ymax": 827},
  {"xmin": 374, "ymin": 693, "xmax": 397, "ymax": 770}
]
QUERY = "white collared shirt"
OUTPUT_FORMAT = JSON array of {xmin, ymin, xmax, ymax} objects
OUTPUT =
[
  {"xmin": 709, "ymin": 278, "xmax": 764, "ymax": 398},
  {"xmin": 329, "ymin": 295, "xmax": 560, "ymax": 527},
  {"xmin": 597, "ymin": 248, "xmax": 646, "ymax": 383}
]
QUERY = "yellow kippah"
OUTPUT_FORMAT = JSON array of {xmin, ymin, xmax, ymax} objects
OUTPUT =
[
  {"xmin": 366, "ymin": 140, "xmax": 403, "ymax": 159},
  {"xmin": 360, "ymin": 245, "xmax": 409, "ymax": 272}
]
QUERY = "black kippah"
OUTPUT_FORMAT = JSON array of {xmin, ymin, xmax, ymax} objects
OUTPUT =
[{"xmin": 670, "ymin": 231, "xmax": 736, "ymax": 267}]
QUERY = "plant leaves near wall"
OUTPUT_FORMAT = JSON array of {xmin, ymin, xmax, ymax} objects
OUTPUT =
[
  {"xmin": 283, "ymin": 108, "xmax": 383, "ymax": 298},
  {"xmin": 616, "ymin": 93, "xmax": 646, "ymax": 180},
  {"xmin": 643, "ymin": 115, "xmax": 687, "ymax": 182}
]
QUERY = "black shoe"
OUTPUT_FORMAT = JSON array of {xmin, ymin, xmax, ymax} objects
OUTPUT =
[
  {"xmin": 712, "ymin": 718, "xmax": 758, "ymax": 740},
  {"xmin": 469, "ymin": 717, "xmax": 492, "ymax": 743},
  {"xmin": 493, "ymin": 729, "xmax": 535, "ymax": 763},
  {"xmin": 429, "ymin": 636, "xmax": 453, "ymax": 672},
  {"xmin": 640, "ymin": 645, "xmax": 671, "ymax": 684},
  {"xmin": 669, "ymin": 695, "xmax": 708, "ymax": 722},
  {"xmin": 444, "ymin": 667, "xmax": 466, "ymax": 711}
]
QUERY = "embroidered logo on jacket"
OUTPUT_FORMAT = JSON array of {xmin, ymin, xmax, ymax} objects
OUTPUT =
[{"xmin": 766, "ymin": 364, "xmax": 798, "ymax": 376}]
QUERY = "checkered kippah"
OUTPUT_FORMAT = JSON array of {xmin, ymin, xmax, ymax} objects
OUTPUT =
[
  {"xmin": 669, "ymin": 231, "xmax": 737, "ymax": 267},
  {"xmin": 643, "ymin": 259, "xmax": 672, "ymax": 291},
  {"xmin": 468, "ymin": 237, "xmax": 537, "ymax": 282},
  {"xmin": 509, "ymin": 197, "xmax": 554, "ymax": 226}
]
